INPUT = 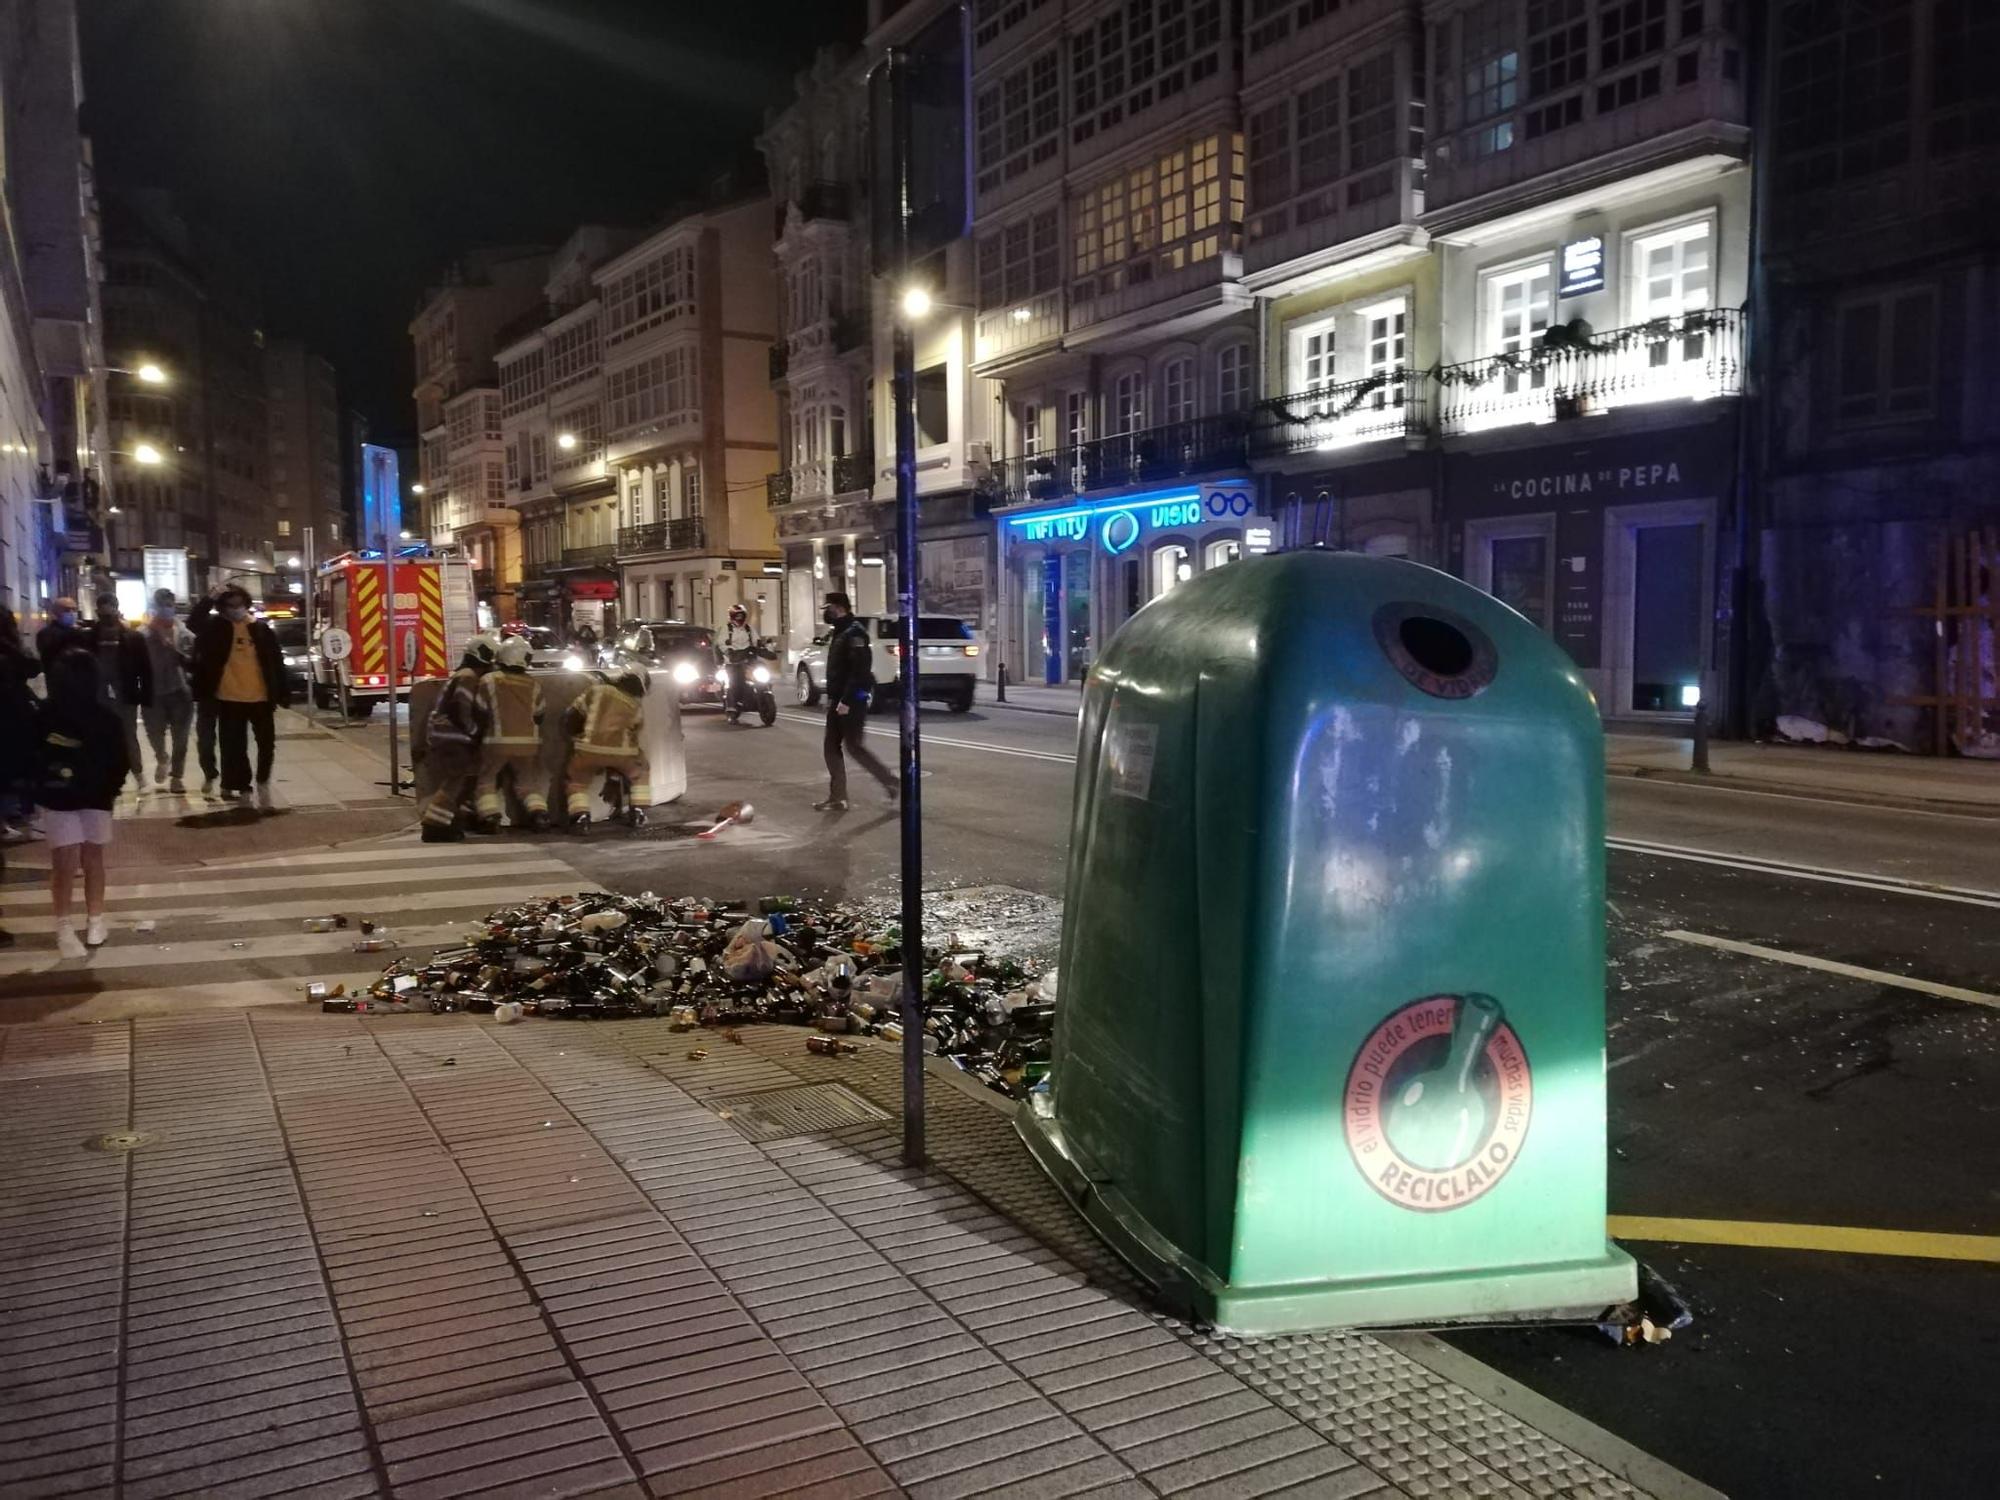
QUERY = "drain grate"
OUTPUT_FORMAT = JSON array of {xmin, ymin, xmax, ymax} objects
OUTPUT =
[
  {"xmin": 709, "ymin": 1082, "xmax": 890, "ymax": 1142},
  {"xmin": 82, "ymin": 1130, "xmax": 148, "ymax": 1154}
]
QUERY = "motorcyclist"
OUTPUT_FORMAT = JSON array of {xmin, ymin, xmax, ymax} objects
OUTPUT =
[
  {"xmin": 419, "ymin": 637, "xmax": 496, "ymax": 843},
  {"xmin": 720, "ymin": 603, "xmax": 756, "ymax": 719},
  {"xmin": 474, "ymin": 636, "xmax": 549, "ymax": 832},
  {"xmin": 562, "ymin": 663, "xmax": 650, "ymax": 829}
]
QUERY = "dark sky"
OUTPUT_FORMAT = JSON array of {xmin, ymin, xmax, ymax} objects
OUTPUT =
[{"xmin": 79, "ymin": 0, "xmax": 867, "ymax": 440}]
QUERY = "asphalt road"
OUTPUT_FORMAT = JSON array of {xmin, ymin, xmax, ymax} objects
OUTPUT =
[{"xmin": 348, "ymin": 694, "xmax": 2000, "ymax": 1498}]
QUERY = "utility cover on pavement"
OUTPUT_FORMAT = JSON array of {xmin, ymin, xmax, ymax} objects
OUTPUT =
[
  {"xmin": 710, "ymin": 1082, "xmax": 889, "ymax": 1142},
  {"xmin": 82, "ymin": 1130, "xmax": 148, "ymax": 1154}
]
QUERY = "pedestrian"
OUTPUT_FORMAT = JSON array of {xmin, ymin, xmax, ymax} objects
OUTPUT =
[
  {"xmin": 574, "ymin": 621, "xmax": 598, "ymax": 650},
  {"xmin": 418, "ymin": 638, "xmax": 495, "ymax": 843},
  {"xmin": 32, "ymin": 648, "xmax": 130, "ymax": 959},
  {"xmin": 0, "ymin": 610, "xmax": 41, "ymax": 947},
  {"xmin": 474, "ymin": 635, "xmax": 550, "ymax": 832},
  {"xmin": 140, "ymin": 591, "xmax": 196, "ymax": 794},
  {"xmin": 189, "ymin": 584, "xmax": 289, "ymax": 809},
  {"xmin": 86, "ymin": 591, "xmax": 152, "ymax": 790},
  {"xmin": 815, "ymin": 591, "xmax": 896, "ymax": 812},
  {"xmin": 35, "ymin": 595, "xmax": 83, "ymax": 667},
  {"xmin": 562, "ymin": 664, "xmax": 651, "ymax": 829}
]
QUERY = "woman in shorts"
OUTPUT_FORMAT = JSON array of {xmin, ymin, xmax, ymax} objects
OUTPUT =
[{"xmin": 34, "ymin": 648, "xmax": 131, "ymax": 959}]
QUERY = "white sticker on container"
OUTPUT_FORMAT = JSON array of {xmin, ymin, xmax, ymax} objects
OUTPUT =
[{"xmin": 1106, "ymin": 721, "xmax": 1158, "ymax": 801}]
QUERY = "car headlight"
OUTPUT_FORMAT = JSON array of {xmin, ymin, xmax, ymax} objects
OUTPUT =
[
  {"xmin": 672, "ymin": 660, "xmax": 699, "ymax": 685},
  {"xmin": 562, "ymin": 654, "xmax": 585, "ymax": 671},
  {"xmin": 714, "ymin": 666, "xmax": 730, "ymax": 685},
  {"xmin": 751, "ymin": 665, "xmax": 772, "ymax": 684}
]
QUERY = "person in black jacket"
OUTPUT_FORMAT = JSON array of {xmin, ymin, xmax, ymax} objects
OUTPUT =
[
  {"xmin": 87, "ymin": 591, "xmax": 152, "ymax": 790},
  {"xmin": 816, "ymin": 591, "xmax": 896, "ymax": 812},
  {"xmin": 190, "ymin": 585, "xmax": 290, "ymax": 808},
  {"xmin": 0, "ymin": 609, "xmax": 41, "ymax": 948},
  {"xmin": 33, "ymin": 648, "xmax": 130, "ymax": 958},
  {"xmin": 34, "ymin": 596, "xmax": 82, "ymax": 665}
]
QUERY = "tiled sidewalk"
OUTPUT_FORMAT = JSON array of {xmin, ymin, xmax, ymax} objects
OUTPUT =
[{"xmin": 0, "ymin": 1014, "xmax": 1703, "ymax": 1500}]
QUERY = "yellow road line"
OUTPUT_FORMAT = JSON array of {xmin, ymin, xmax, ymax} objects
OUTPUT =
[
  {"xmin": 1609, "ymin": 1215, "xmax": 2000, "ymax": 1264},
  {"xmin": 1661, "ymin": 929, "xmax": 2000, "ymax": 1011}
]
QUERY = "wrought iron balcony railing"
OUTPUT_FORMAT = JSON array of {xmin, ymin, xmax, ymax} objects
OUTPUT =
[
  {"xmin": 985, "ymin": 414, "xmax": 1249, "ymax": 507},
  {"xmin": 1250, "ymin": 373, "xmax": 1427, "ymax": 458},
  {"xmin": 832, "ymin": 451, "xmax": 875, "ymax": 494},
  {"xmin": 559, "ymin": 543, "xmax": 618, "ymax": 569},
  {"xmin": 1437, "ymin": 307, "xmax": 1745, "ymax": 434},
  {"xmin": 617, "ymin": 518, "xmax": 707, "ymax": 555}
]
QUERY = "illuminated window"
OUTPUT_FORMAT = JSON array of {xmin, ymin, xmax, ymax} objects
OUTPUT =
[
  {"xmin": 1484, "ymin": 260, "xmax": 1554, "ymax": 390},
  {"xmin": 1289, "ymin": 317, "xmax": 1336, "ymax": 392},
  {"xmin": 500, "ymin": 347, "xmax": 546, "ymax": 417},
  {"xmin": 1072, "ymin": 133, "xmax": 1239, "ymax": 298},
  {"xmin": 603, "ymin": 247, "xmax": 696, "ymax": 345},
  {"xmin": 1360, "ymin": 298, "xmax": 1409, "ymax": 408}
]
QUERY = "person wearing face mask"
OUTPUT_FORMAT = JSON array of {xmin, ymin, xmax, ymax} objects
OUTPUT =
[
  {"xmin": 815, "ymin": 591, "xmax": 896, "ymax": 812},
  {"xmin": 189, "ymin": 585, "xmax": 290, "ymax": 808},
  {"xmin": 88, "ymin": 591, "xmax": 153, "ymax": 791},
  {"xmin": 36, "ymin": 597, "xmax": 84, "ymax": 665},
  {"xmin": 140, "ymin": 591, "xmax": 197, "ymax": 794}
]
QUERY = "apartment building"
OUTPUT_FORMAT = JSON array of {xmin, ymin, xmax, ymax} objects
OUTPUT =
[
  {"xmin": 409, "ymin": 244, "xmax": 548, "ymax": 614},
  {"xmin": 1754, "ymin": 0, "xmax": 2000, "ymax": 750},
  {"xmin": 759, "ymin": 6, "xmax": 1001, "ymax": 665},
  {"xmin": 263, "ymin": 338, "xmax": 345, "ymax": 567},
  {"xmin": 600, "ymin": 198, "xmax": 781, "ymax": 632},
  {"xmin": 971, "ymin": 0, "xmax": 1260, "ymax": 685}
]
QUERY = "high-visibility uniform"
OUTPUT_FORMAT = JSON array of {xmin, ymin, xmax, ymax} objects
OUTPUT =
[
  {"xmin": 563, "ymin": 680, "xmax": 650, "ymax": 817},
  {"xmin": 475, "ymin": 669, "xmax": 546, "ymax": 820},
  {"xmin": 420, "ymin": 666, "xmax": 490, "ymax": 830}
]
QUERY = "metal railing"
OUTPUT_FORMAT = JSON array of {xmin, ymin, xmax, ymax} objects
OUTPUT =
[
  {"xmin": 1437, "ymin": 308, "xmax": 1745, "ymax": 433},
  {"xmin": 521, "ymin": 560, "xmax": 559, "ymax": 582},
  {"xmin": 985, "ymin": 414, "xmax": 1248, "ymax": 507},
  {"xmin": 768, "ymin": 453, "xmax": 874, "ymax": 507},
  {"xmin": 617, "ymin": 518, "xmax": 706, "ymax": 554},
  {"xmin": 559, "ymin": 543, "xmax": 618, "ymax": 568},
  {"xmin": 832, "ymin": 451, "xmax": 875, "ymax": 494},
  {"xmin": 765, "ymin": 470, "xmax": 793, "ymax": 507},
  {"xmin": 1249, "ymin": 373, "xmax": 1427, "ymax": 458}
]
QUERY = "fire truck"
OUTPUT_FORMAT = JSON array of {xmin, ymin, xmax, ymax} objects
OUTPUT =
[{"xmin": 311, "ymin": 550, "xmax": 478, "ymax": 716}]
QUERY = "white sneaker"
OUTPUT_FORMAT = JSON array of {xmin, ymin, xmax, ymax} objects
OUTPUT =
[
  {"xmin": 85, "ymin": 915, "xmax": 108, "ymax": 947},
  {"xmin": 256, "ymin": 783, "xmax": 275, "ymax": 812},
  {"xmin": 56, "ymin": 924, "xmax": 87, "ymax": 959}
]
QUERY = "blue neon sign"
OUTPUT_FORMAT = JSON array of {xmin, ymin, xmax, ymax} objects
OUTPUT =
[{"xmin": 1006, "ymin": 483, "xmax": 1251, "ymax": 552}]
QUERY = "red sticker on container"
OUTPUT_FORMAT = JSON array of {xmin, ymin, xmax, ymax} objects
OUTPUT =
[{"xmin": 1343, "ymin": 993, "xmax": 1532, "ymax": 1212}]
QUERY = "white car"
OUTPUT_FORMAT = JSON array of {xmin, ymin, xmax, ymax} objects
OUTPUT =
[
  {"xmin": 503, "ymin": 625, "xmax": 578, "ymax": 671},
  {"xmin": 794, "ymin": 615, "xmax": 981, "ymax": 713}
]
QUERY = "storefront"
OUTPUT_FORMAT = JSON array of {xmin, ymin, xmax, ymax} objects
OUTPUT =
[
  {"xmin": 622, "ymin": 556, "xmax": 779, "ymax": 633},
  {"xmin": 1443, "ymin": 417, "xmax": 1736, "ymax": 721},
  {"xmin": 996, "ymin": 478, "xmax": 1269, "ymax": 685}
]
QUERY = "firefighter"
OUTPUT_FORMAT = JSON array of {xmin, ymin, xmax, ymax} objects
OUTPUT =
[
  {"xmin": 562, "ymin": 662, "xmax": 650, "ymax": 830},
  {"xmin": 419, "ymin": 637, "xmax": 496, "ymax": 843},
  {"xmin": 474, "ymin": 636, "xmax": 549, "ymax": 832}
]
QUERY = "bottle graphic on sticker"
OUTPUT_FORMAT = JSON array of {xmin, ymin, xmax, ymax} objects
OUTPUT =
[{"xmin": 1381, "ymin": 993, "xmax": 1503, "ymax": 1172}]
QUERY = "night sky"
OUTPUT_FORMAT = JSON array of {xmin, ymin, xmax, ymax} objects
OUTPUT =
[{"xmin": 79, "ymin": 0, "xmax": 867, "ymax": 440}]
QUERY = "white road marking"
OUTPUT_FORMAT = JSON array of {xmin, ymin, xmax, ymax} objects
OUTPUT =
[
  {"xmin": 222, "ymin": 842, "xmax": 520, "ymax": 868},
  {"xmin": 1608, "ymin": 838, "xmax": 2000, "ymax": 909},
  {"xmin": 777, "ymin": 712, "xmax": 1076, "ymax": 764},
  {"xmin": 1662, "ymin": 930, "xmax": 2000, "ymax": 1011},
  {"xmin": 1614, "ymin": 771, "xmax": 2000, "ymax": 823},
  {"xmin": 1, "ymin": 858, "xmax": 578, "ymax": 908},
  {"xmin": 0, "ymin": 921, "xmax": 486, "ymax": 978},
  {"xmin": 0, "ymin": 881, "xmax": 593, "ymax": 936},
  {"xmin": 14, "ymin": 973, "xmax": 386, "ymax": 1024}
]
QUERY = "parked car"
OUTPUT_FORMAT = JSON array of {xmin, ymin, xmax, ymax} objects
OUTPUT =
[
  {"xmin": 500, "ymin": 624, "xmax": 574, "ymax": 671},
  {"xmin": 794, "ymin": 614, "xmax": 981, "ymax": 713},
  {"xmin": 272, "ymin": 617, "xmax": 313, "ymax": 702},
  {"xmin": 614, "ymin": 621, "xmax": 726, "ymax": 706}
]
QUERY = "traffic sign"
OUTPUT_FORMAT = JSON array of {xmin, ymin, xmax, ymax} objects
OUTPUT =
[{"xmin": 320, "ymin": 626, "xmax": 352, "ymax": 661}]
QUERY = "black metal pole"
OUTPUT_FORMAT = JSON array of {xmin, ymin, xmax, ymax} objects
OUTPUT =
[{"xmin": 889, "ymin": 48, "xmax": 925, "ymax": 1169}]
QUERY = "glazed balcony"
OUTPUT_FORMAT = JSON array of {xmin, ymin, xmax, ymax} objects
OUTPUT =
[
  {"xmin": 985, "ymin": 415, "xmax": 1248, "ymax": 507},
  {"xmin": 1438, "ymin": 308, "xmax": 1744, "ymax": 434},
  {"xmin": 1250, "ymin": 373, "xmax": 1427, "ymax": 457}
]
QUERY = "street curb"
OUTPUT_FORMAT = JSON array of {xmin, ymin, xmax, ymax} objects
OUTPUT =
[
  {"xmin": 983, "ymin": 698, "xmax": 1078, "ymax": 718},
  {"xmin": 1613, "ymin": 764, "xmax": 2000, "ymax": 819},
  {"xmin": 921, "ymin": 1049, "xmax": 1720, "ymax": 1500}
]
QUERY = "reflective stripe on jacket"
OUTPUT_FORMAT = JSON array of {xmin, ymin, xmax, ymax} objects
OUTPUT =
[
  {"xmin": 571, "ymin": 682, "xmax": 643, "ymax": 758},
  {"xmin": 479, "ymin": 671, "xmax": 543, "ymax": 748},
  {"xmin": 427, "ymin": 667, "xmax": 491, "ymax": 750}
]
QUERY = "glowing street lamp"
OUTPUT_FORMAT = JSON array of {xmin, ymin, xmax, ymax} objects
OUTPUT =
[
  {"xmin": 556, "ymin": 432, "xmax": 579, "ymax": 452},
  {"xmin": 131, "ymin": 443, "xmax": 164, "ymax": 466},
  {"xmin": 899, "ymin": 285, "xmax": 933, "ymax": 320},
  {"xmin": 135, "ymin": 363, "xmax": 168, "ymax": 385},
  {"xmin": 410, "ymin": 483, "xmax": 427, "ymax": 495}
]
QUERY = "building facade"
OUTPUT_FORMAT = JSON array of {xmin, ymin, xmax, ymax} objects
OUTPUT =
[
  {"xmin": 760, "ymin": 3, "xmax": 1002, "ymax": 666},
  {"xmin": 1754, "ymin": 0, "xmax": 2000, "ymax": 751},
  {"xmin": 409, "ymin": 244, "xmax": 549, "ymax": 615},
  {"xmin": 263, "ymin": 338, "xmax": 345, "ymax": 580}
]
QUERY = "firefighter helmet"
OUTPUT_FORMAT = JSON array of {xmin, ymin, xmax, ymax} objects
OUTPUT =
[
  {"xmin": 462, "ymin": 636, "xmax": 498, "ymax": 671},
  {"xmin": 614, "ymin": 666, "xmax": 648, "ymax": 697},
  {"xmin": 495, "ymin": 636, "xmax": 532, "ymax": 670}
]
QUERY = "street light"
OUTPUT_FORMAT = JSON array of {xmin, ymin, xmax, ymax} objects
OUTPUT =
[
  {"xmin": 135, "ymin": 364, "xmax": 167, "ymax": 385},
  {"xmin": 399, "ymin": 529, "xmax": 413, "ymax": 540},
  {"xmin": 286, "ymin": 555, "xmax": 302, "ymax": 568},
  {"xmin": 556, "ymin": 432, "xmax": 579, "ymax": 452},
  {"xmin": 899, "ymin": 285, "xmax": 933, "ymax": 320},
  {"xmin": 130, "ymin": 443, "xmax": 164, "ymax": 466},
  {"xmin": 410, "ymin": 483, "xmax": 427, "ymax": 495}
]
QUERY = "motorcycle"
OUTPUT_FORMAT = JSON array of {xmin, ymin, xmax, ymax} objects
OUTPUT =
[{"xmin": 723, "ymin": 638, "xmax": 780, "ymax": 726}]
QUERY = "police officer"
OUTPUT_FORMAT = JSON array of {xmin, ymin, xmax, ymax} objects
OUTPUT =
[
  {"xmin": 562, "ymin": 664, "xmax": 650, "ymax": 829},
  {"xmin": 474, "ymin": 636, "xmax": 549, "ymax": 832},
  {"xmin": 419, "ymin": 638, "xmax": 496, "ymax": 843}
]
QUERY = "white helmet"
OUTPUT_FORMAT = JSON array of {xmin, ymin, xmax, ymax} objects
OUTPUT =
[{"xmin": 496, "ymin": 636, "xmax": 532, "ymax": 670}]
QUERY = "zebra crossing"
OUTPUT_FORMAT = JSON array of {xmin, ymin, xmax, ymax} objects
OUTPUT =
[{"xmin": 0, "ymin": 834, "xmax": 602, "ymax": 1025}]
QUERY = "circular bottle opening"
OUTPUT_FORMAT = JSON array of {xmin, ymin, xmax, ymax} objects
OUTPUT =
[
  {"xmin": 1373, "ymin": 603, "xmax": 1498, "ymax": 699},
  {"xmin": 1398, "ymin": 615, "xmax": 1476, "ymax": 679}
]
